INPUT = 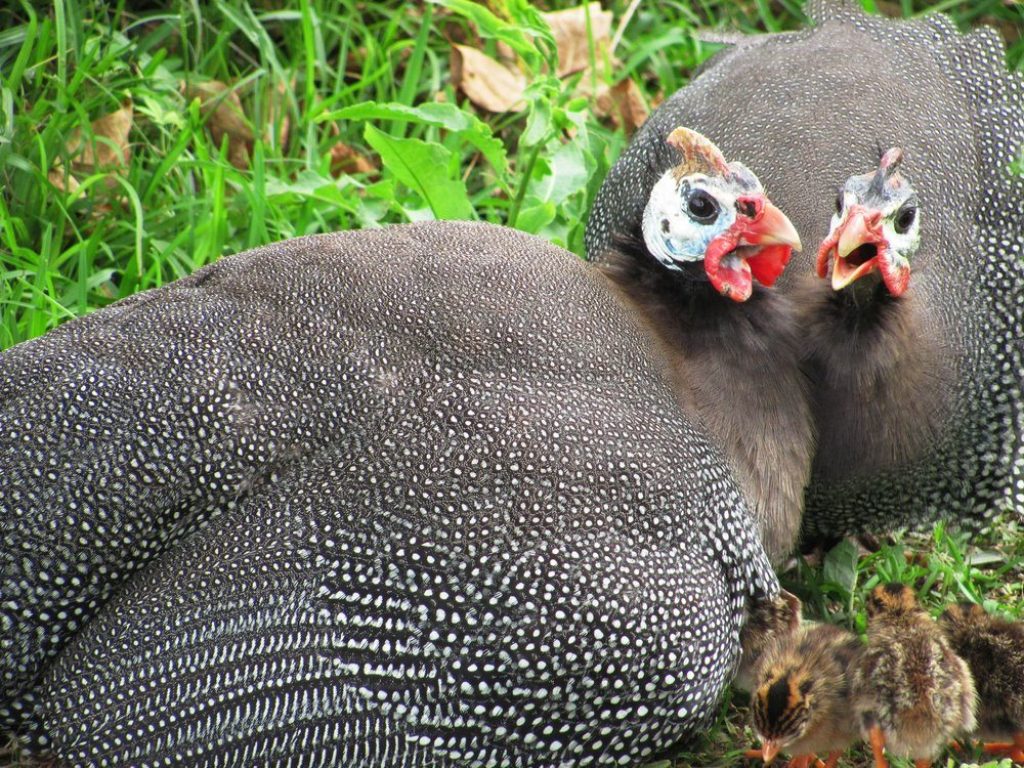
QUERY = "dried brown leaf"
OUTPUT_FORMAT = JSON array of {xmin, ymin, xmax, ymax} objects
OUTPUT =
[
  {"xmin": 53, "ymin": 102, "xmax": 133, "ymax": 194},
  {"xmin": 66, "ymin": 102, "xmax": 134, "ymax": 172},
  {"xmin": 329, "ymin": 141, "xmax": 378, "ymax": 178},
  {"xmin": 451, "ymin": 44, "xmax": 527, "ymax": 113},
  {"xmin": 47, "ymin": 166, "xmax": 81, "ymax": 195},
  {"xmin": 594, "ymin": 77, "xmax": 649, "ymax": 135},
  {"xmin": 544, "ymin": 2, "xmax": 613, "ymax": 77},
  {"xmin": 184, "ymin": 80, "xmax": 254, "ymax": 169}
]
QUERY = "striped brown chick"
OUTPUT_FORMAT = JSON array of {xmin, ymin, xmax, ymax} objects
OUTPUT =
[
  {"xmin": 749, "ymin": 622, "xmax": 863, "ymax": 768},
  {"xmin": 735, "ymin": 589, "xmax": 803, "ymax": 693},
  {"xmin": 854, "ymin": 583, "xmax": 977, "ymax": 768},
  {"xmin": 940, "ymin": 602, "xmax": 1024, "ymax": 763}
]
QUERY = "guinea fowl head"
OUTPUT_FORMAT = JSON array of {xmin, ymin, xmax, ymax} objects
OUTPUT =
[
  {"xmin": 642, "ymin": 127, "xmax": 802, "ymax": 302},
  {"xmin": 865, "ymin": 581, "xmax": 920, "ymax": 619},
  {"xmin": 816, "ymin": 147, "xmax": 921, "ymax": 298},
  {"xmin": 751, "ymin": 664, "xmax": 816, "ymax": 763},
  {"xmin": 938, "ymin": 601, "xmax": 989, "ymax": 631}
]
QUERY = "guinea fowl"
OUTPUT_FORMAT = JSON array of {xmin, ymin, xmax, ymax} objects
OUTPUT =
[
  {"xmin": 596, "ymin": 129, "xmax": 812, "ymax": 566},
  {"xmin": 1, "ymin": 138, "xmax": 800, "ymax": 762},
  {"xmin": 749, "ymin": 622, "xmax": 863, "ymax": 768},
  {"xmin": 586, "ymin": 1, "xmax": 1024, "ymax": 540},
  {"xmin": 854, "ymin": 583, "xmax": 977, "ymax": 768},
  {"xmin": 802, "ymin": 147, "xmax": 950, "ymax": 516},
  {"xmin": 939, "ymin": 602, "xmax": 1024, "ymax": 763}
]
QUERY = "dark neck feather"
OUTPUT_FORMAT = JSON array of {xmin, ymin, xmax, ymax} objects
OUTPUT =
[
  {"xmin": 597, "ymin": 231, "xmax": 814, "ymax": 566},
  {"xmin": 795, "ymin": 272, "xmax": 952, "ymax": 482},
  {"xmin": 597, "ymin": 232, "xmax": 777, "ymax": 344},
  {"xmin": 818, "ymin": 276, "xmax": 902, "ymax": 334}
]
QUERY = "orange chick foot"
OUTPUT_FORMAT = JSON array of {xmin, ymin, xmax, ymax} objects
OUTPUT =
[{"xmin": 867, "ymin": 724, "xmax": 889, "ymax": 768}]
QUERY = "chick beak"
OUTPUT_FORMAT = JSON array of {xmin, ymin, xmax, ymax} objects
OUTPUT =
[
  {"xmin": 829, "ymin": 206, "xmax": 884, "ymax": 291},
  {"xmin": 761, "ymin": 739, "xmax": 781, "ymax": 764},
  {"xmin": 704, "ymin": 196, "xmax": 801, "ymax": 301}
]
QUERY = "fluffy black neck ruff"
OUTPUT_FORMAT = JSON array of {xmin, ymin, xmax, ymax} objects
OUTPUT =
[
  {"xmin": 596, "ymin": 229, "xmax": 814, "ymax": 567},
  {"xmin": 817, "ymin": 273, "xmax": 903, "ymax": 335},
  {"xmin": 598, "ymin": 232, "xmax": 781, "ymax": 349}
]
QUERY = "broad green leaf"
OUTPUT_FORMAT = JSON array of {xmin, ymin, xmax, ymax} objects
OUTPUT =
[
  {"xmin": 363, "ymin": 124, "xmax": 473, "ymax": 221},
  {"xmin": 503, "ymin": 0, "xmax": 557, "ymax": 71},
  {"xmin": 823, "ymin": 539, "xmax": 859, "ymax": 599},
  {"xmin": 515, "ymin": 201, "xmax": 556, "ymax": 234},
  {"xmin": 328, "ymin": 101, "xmax": 508, "ymax": 179},
  {"xmin": 429, "ymin": 0, "xmax": 540, "ymax": 70},
  {"xmin": 520, "ymin": 95, "xmax": 553, "ymax": 148},
  {"xmin": 529, "ymin": 140, "xmax": 588, "ymax": 207}
]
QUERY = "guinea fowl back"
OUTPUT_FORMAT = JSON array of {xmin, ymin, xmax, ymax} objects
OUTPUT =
[
  {"xmin": 2, "ymin": 221, "xmax": 777, "ymax": 765},
  {"xmin": 586, "ymin": 1, "xmax": 1024, "ymax": 536}
]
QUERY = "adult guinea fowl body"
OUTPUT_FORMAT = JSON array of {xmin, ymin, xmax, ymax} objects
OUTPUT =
[
  {"xmin": 0, "ymin": 210, "xmax": 797, "ymax": 765},
  {"xmin": 587, "ymin": 0, "xmax": 1024, "ymax": 538}
]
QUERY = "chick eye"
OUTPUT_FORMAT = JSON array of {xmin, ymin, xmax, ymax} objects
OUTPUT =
[
  {"xmin": 687, "ymin": 191, "xmax": 719, "ymax": 223},
  {"xmin": 894, "ymin": 205, "xmax": 917, "ymax": 234}
]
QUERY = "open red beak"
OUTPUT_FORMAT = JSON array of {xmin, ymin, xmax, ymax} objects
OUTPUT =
[
  {"xmin": 704, "ymin": 195, "xmax": 802, "ymax": 302},
  {"xmin": 817, "ymin": 205, "xmax": 910, "ymax": 296}
]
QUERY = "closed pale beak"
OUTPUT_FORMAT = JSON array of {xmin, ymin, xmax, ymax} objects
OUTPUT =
[{"xmin": 738, "ymin": 201, "xmax": 803, "ymax": 252}]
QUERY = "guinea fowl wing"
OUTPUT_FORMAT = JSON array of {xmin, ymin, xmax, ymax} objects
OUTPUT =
[{"xmin": 5, "ymin": 222, "xmax": 778, "ymax": 766}]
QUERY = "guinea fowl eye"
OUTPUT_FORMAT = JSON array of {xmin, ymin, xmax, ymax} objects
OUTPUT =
[
  {"xmin": 835, "ymin": 192, "xmax": 844, "ymax": 214},
  {"xmin": 894, "ymin": 205, "xmax": 917, "ymax": 234},
  {"xmin": 687, "ymin": 191, "xmax": 719, "ymax": 223}
]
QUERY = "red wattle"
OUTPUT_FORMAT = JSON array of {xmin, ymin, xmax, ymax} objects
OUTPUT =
[
  {"xmin": 704, "ymin": 230, "xmax": 752, "ymax": 302},
  {"xmin": 816, "ymin": 236, "xmax": 836, "ymax": 279},
  {"xmin": 748, "ymin": 244, "xmax": 792, "ymax": 287},
  {"xmin": 877, "ymin": 244, "xmax": 910, "ymax": 296}
]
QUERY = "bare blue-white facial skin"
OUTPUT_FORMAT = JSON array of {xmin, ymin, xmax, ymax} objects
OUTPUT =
[{"xmin": 641, "ymin": 162, "xmax": 762, "ymax": 270}]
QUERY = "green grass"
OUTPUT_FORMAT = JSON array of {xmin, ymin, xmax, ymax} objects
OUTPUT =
[
  {"xmin": 0, "ymin": 1, "xmax": 1022, "ymax": 766},
  {"xmin": 1, "ymin": 0, "xmax": 1021, "ymax": 348}
]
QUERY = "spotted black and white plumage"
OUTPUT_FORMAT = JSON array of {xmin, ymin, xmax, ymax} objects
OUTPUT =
[
  {"xmin": 587, "ymin": 1, "xmax": 1024, "ymax": 537},
  {"xmin": 1, "ymin": 222, "xmax": 777, "ymax": 765}
]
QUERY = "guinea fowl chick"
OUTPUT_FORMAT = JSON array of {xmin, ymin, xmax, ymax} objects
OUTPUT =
[
  {"xmin": 854, "ymin": 583, "xmax": 977, "ymax": 768},
  {"xmin": 735, "ymin": 589, "xmax": 803, "ymax": 693},
  {"xmin": 940, "ymin": 602, "xmax": 1024, "ymax": 762},
  {"xmin": 598, "ymin": 127, "xmax": 811, "ymax": 566},
  {"xmin": 749, "ymin": 622, "xmax": 863, "ymax": 768}
]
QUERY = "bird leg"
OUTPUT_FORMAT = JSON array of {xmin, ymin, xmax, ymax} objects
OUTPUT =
[
  {"xmin": 784, "ymin": 756, "xmax": 824, "ymax": 768},
  {"xmin": 744, "ymin": 748, "xmax": 766, "ymax": 761},
  {"xmin": 822, "ymin": 750, "xmax": 843, "ymax": 768},
  {"xmin": 980, "ymin": 742, "xmax": 1014, "ymax": 753},
  {"xmin": 913, "ymin": 760, "xmax": 931, "ymax": 768},
  {"xmin": 978, "ymin": 733, "xmax": 1024, "ymax": 763},
  {"xmin": 867, "ymin": 724, "xmax": 889, "ymax": 768}
]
